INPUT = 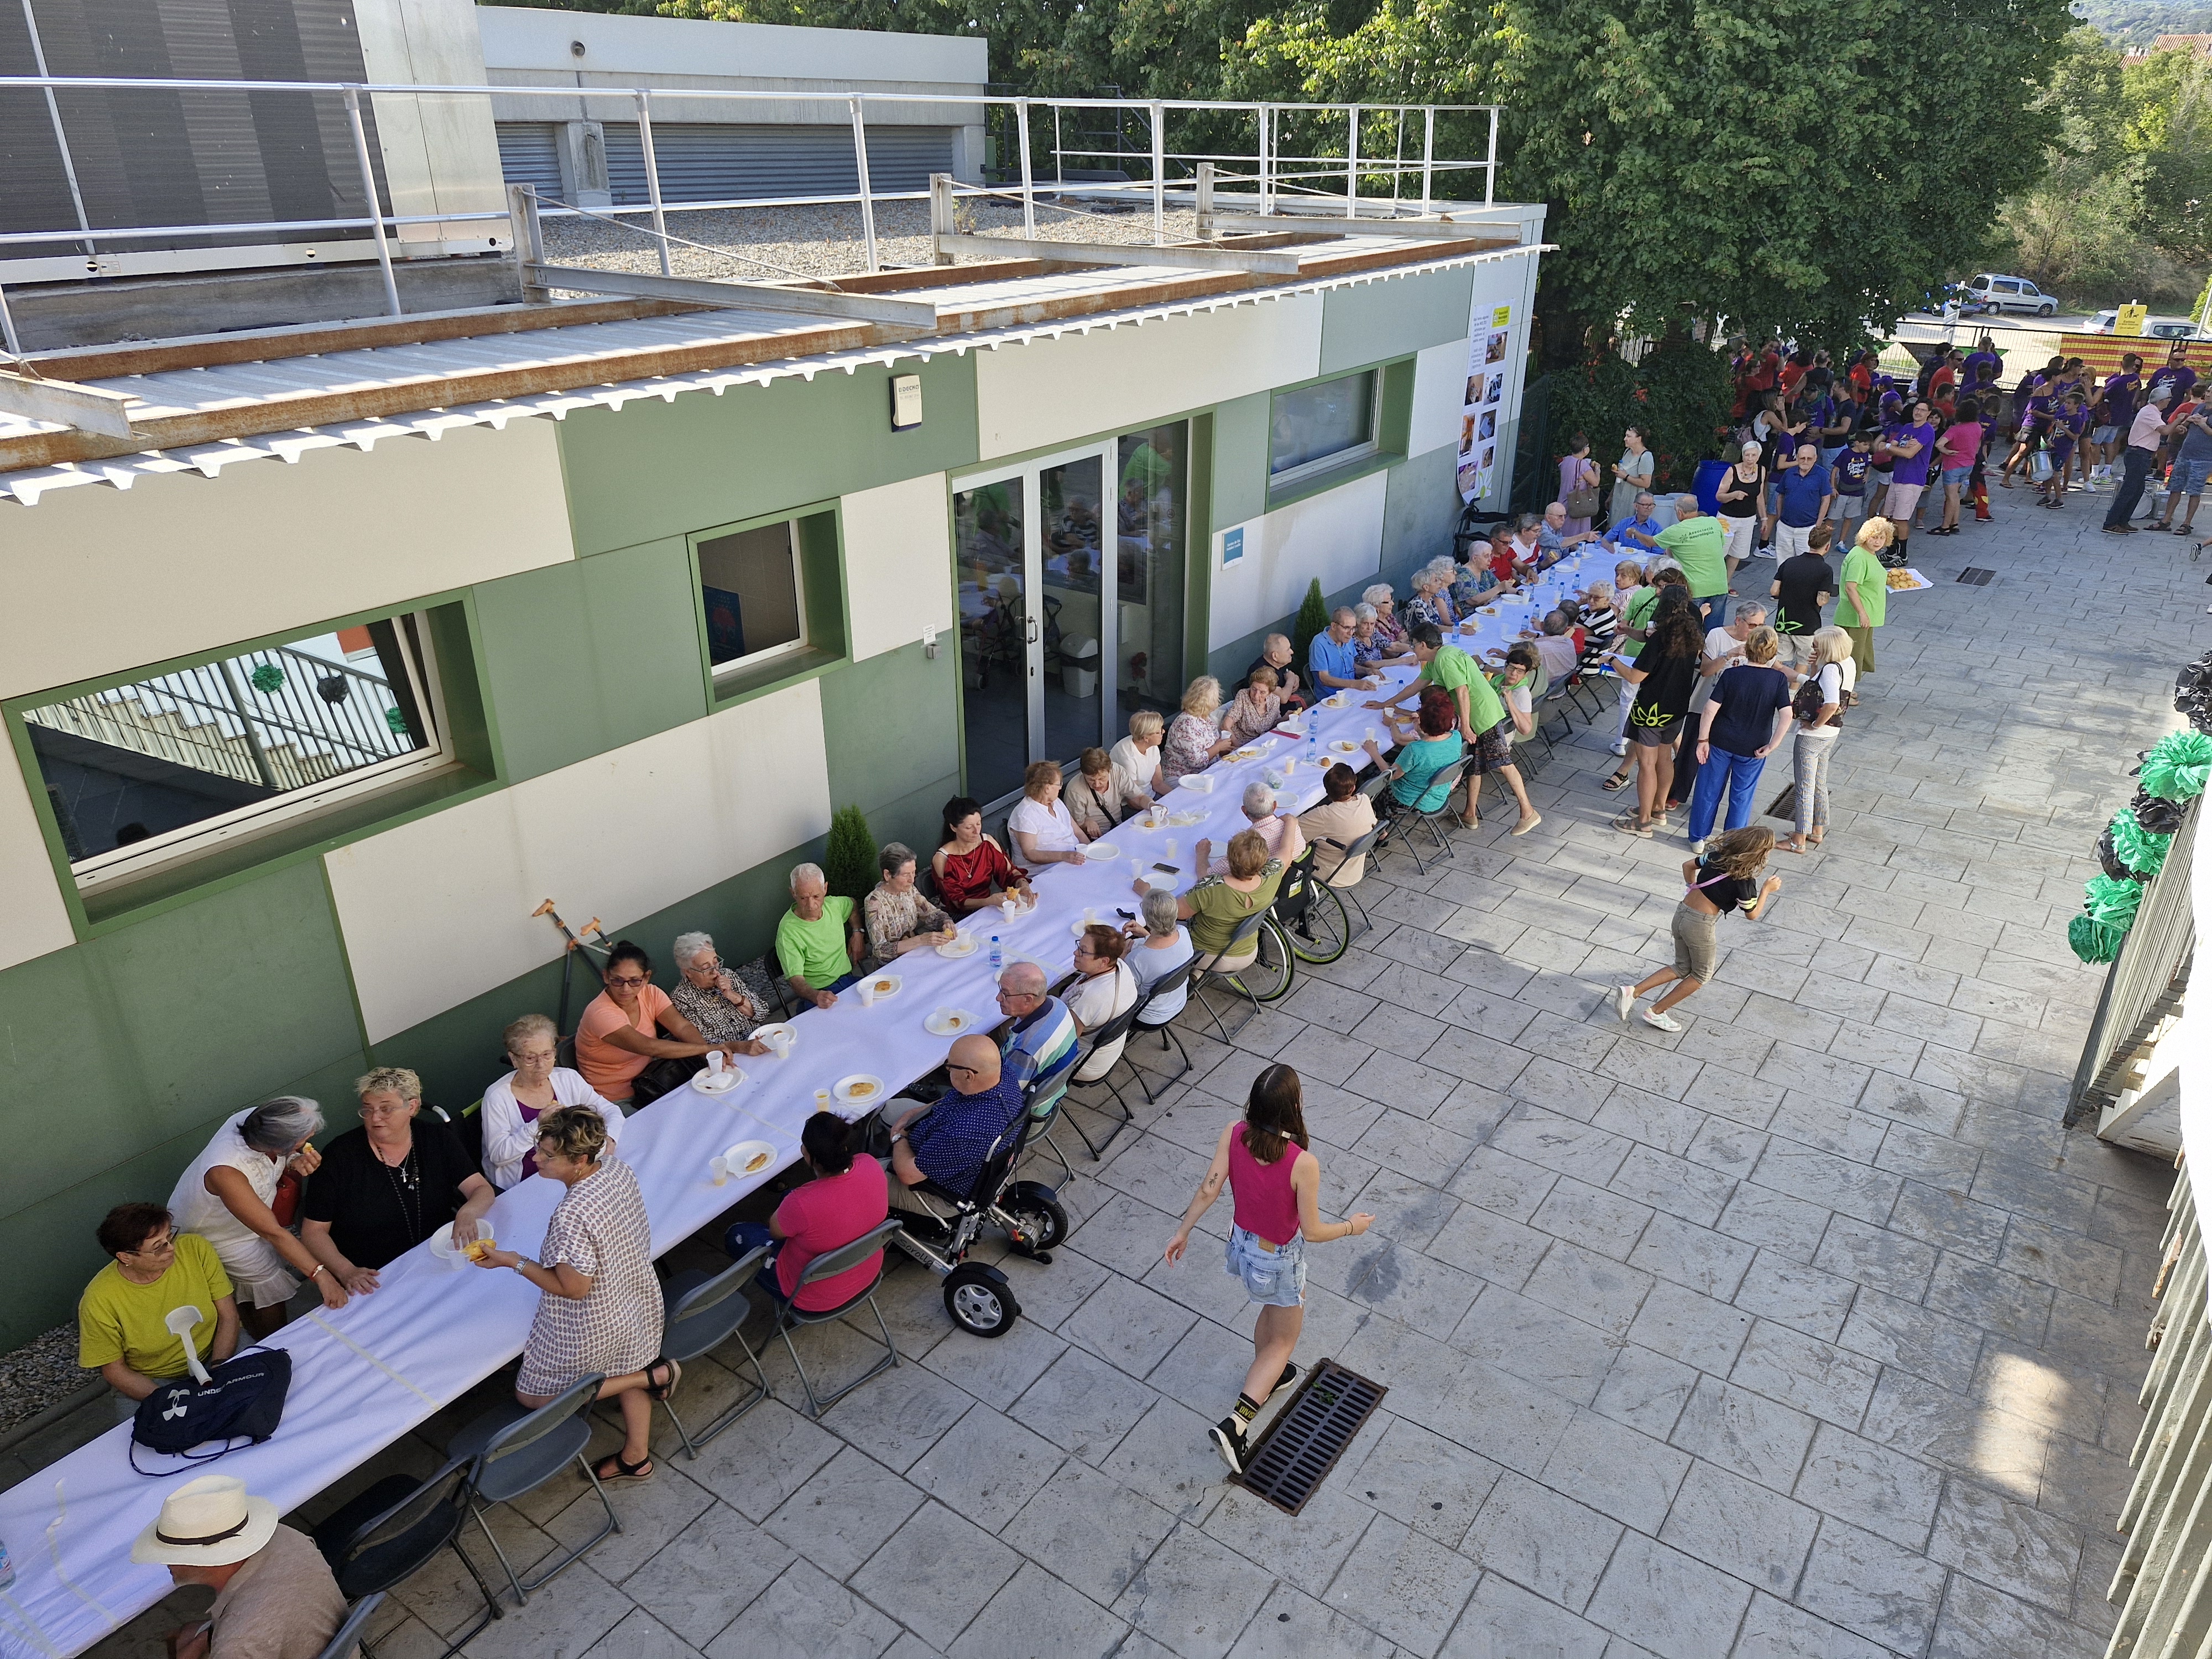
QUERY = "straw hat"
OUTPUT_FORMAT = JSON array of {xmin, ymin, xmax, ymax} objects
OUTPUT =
[{"xmin": 130, "ymin": 1475, "xmax": 278, "ymax": 1567}]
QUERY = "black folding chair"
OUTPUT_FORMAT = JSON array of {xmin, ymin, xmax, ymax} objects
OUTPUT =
[
  {"xmin": 768, "ymin": 1217, "xmax": 906, "ymax": 1418},
  {"xmin": 1060, "ymin": 996, "xmax": 1146, "ymax": 1161},
  {"xmin": 1320, "ymin": 826, "xmax": 1383, "ymax": 940},
  {"xmin": 1125, "ymin": 959, "xmax": 1198, "ymax": 1102},
  {"xmin": 1188, "ymin": 905, "xmax": 1274, "ymax": 1042},
  {"xmin": 654, "ymin": 1248, "xmax": 773, "ymax": 1458},
  {"xmin": 446, "ymin": 1373, "xmax": 617, "ymax": 1605},
  {"xmin": 313, "ymin": 1463, "xmax": 495, "ymax": 1656},
  {"xmin": 1374, "ymin": 758, "xmax": 1477, "ymax": 877}
]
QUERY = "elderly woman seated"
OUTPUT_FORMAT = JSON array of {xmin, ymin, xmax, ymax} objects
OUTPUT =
[
  {"xmin": 482, "ymin": 1014, "xmax": 624, "ymax": 1190},
  {"xmin": 1405, "ymin": 559, "xmax": 1458, "ymax": 630},
  {"xmin": 1062, "ymin": 748, "xmax": 1131, "ymax": 841},
  {"xmin": 1196, "ymin": 781, "xmax": 1306, "ymax": 875},
  {"xmin": 79, "ymin": 1203, "xmax": 241, "ymax": 1407},
  {"xmin": 667, "ymin": 932, "xmax": 771, "ymax": 1052},
  {"xmin": 1109, "ymin": 712, "xmax": 1165, "ymax": 808},
  {"xmin": 1299, "ymin": 761, "xmax": 1378, "ymax": 885},
  {"xmin": 1353, "ymin": 604, "xmax": 1415, "ymax": 672},
  {"xmin": 1123, "ymin": 888, "xmax": 1196, "ymax": 1027},
  {"xmin": 1160, "ymin": 676, "xmax": 1235, "ymax": 787},
  {"xmin": 1009, "ymin": 760, "xmax": 1092, "ymax": 867},
  {"xmin": 776, "ymin": 865, "xmax": 865, "ymax": 1013},
  {"xmin": 1138, "ymin": 827, "xmax": 1283, "ymax": 974},
  {"xmin": 1220, "ymin": 667, "xmax": 1282, "ymax": 747},
  {"xmin": 168, "ymin": 1097, "xmax": 346, "ymax": 1335},
  {"xmin": 1363, "ymin": 583, "xmax": 1410, "ymax": 651},
  {"xmin": 721, "ymin": 1113, "xmax": 889, "ymax": 1312},
  {"xmin": 302, "ymin": 1068, "xmax": 496, "ymax": 1291},
  {"xmin": 934, "ymin": 795, "xmax": 1031, "ymax": 915},
  {"xmin": 1065, "ymin": 924, "xmax": 1139, "ymax": 1081},
  {"xmin": 579, "ymin": 940, "xmax": 744, "ymax": 1102},
  {"xmin": 865, "ymin": 842, "xmax": 957, "ymax": 961}
]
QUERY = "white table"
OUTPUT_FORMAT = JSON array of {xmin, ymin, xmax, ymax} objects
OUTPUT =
[{"xmin": 0, "ymin": 556, "xmax": 1611, "ymax": 1658}]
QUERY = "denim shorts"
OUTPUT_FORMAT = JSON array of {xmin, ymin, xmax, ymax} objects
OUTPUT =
[
  {"xmin": 2093, "ymin": 426, "xmax": 2119, "ymax": 447},
  {"xmin": 1941, "ymin": 465, "xmax": 1971, "ymax": 486},
  {"xmin": 2174, "ymin": 457, "xmax": 2212, "ymax": 497},
  {"xmin": 1226, "ymin": 1225, "xmax": 1307, "ymax": 1306}
]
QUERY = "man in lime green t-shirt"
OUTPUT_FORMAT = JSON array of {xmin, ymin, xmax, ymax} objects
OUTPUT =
[
  {"xmin": 1364, "ymin": 620, "xmax": 1541, "ymax": 834},
  {"xmin": 776, "ymin": 863, "xmax": 863, "ymax": 1009},
  {"xmin": 1650, "ymin": 496, "xmax": 1731, "ymax": 622},
  {"xmin": 1835, "ymin": 531, "xmax": 1888, "ymax": 677}
]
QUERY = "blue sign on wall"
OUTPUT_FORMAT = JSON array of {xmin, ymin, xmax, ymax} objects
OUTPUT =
[{"xmin": 1221, "ymin": 525, "xmax": 1245, "ymax": 568}]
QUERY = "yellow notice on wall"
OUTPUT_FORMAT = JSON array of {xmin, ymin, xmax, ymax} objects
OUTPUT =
[
  {"xmin": 2117, "ymin": 304, "xmax": 2148, "ymax": 337},
  {"xmin": 1493, "ymin": 306, "xmax": 1512, "ymax": 327}
]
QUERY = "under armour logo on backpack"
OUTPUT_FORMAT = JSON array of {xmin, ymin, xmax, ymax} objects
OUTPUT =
[{"xmin": 161, "ymin": 1390, "xmax": 190, "ymax": 1422}]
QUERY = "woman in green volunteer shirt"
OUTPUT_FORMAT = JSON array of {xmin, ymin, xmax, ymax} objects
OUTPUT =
[
  {"xmin": 1835, "ymin": 520, "xmax": 1892, "ymax": 676},
  {"xmin": 1366, "ymin": 622, "xmax": 1541, "ymax": 836}
]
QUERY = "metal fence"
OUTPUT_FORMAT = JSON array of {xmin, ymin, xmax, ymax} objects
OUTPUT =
[
  {"xmin": 0, "ymin": 72, "xmax": 1505, "ymax": 352},
  {"xmin": 2067, "ymin": 799, "xmax": 2199, "ymax": 1126}
]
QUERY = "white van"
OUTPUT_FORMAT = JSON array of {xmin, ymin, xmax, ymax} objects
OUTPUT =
[{"xmin": 1962, "ymin": 274, "xmax": 2059, "ymax": 316}]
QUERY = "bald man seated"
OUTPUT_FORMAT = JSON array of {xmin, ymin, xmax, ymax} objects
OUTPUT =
[{"xmin": 875, "ymin": 1034, "xmax": 1028, "ymax": 1215}]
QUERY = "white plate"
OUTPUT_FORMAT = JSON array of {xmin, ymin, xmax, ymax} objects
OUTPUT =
[
  {"xmin": 1176, "ymin": 773, "xmax": 1216, "ymax": 794},
  {"xmin": 1228, "ymin": 748, "xmax": 1263, "ymax": 763},
  {"xmin": 936, "ymin": 931, "xmax": 980, "ymax": 959},
  {"xmin": 1168, "ymin": 810, "xmax": 1205, "ymax": 828},
  {"xmin": 1071, "ymin": 917, "xmax": 1115, "ymax": 936},
  {"xmin": 695, "ymin": 1066, "xmax": 744, "ymax": 1095},
  {"xmin": 430, "ymin": 1219, "xmax": 494, "ymax": 1264},
  {"xmin": 1081, "ymin": 839, "xmax": 1119, "ymax": 859},
  {"xmin": 834, "ymin": 1073, "xmax": 886, "ymax": 1107},
  {"xmin": 925, "ymin": 1009, "xmax": 973, "ymax": 1036},
  {"xmin": 751, "ymin": 1022, "xmax": 795, "ymax": 1050},
  {"xmin": 1323, "ymin": 694, "xmax": 1349, "ymax": 708},
  {"xmin": 1329, "ymin": 739, "xmax": 1359, "ymax": 754},
  {"xmin": 723, "ymin": 1139, "xmax": 777, "ymax": 1180},
  {"xmin": 864, "ymin": 974, "xmax": 902, "ymax": 1000}
]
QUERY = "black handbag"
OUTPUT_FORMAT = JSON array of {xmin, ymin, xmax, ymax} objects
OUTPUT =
[{"xmin": 131, "ymin": 1347, "xmax": 291, "ymax": 1473}]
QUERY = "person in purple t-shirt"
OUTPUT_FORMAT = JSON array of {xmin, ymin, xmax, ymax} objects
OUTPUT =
[
  {"xmin": 2095, "ymin": 353, "xmax": 2145, "ymax": 482},
  {"xmin": 2038, "ymin": 392, "xmax": 2089, "ymax": 510},
  {"xmin": 1879, "ymin": 399, "xmax": 1937, "ymax": 552},
  {"xmin": 2148, "ymin": 340, "xmax": 2199, "ymax": 407}
]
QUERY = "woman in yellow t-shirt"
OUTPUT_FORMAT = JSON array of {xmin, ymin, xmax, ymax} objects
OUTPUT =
[{"xmin": 78, "ymin": 1203, "xmax": 239, "ymax": 1407}]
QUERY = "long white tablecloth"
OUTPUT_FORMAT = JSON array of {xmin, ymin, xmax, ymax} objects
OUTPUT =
[{"xmin": 0, "ymin": 550, "xmax": 1613, "ymax": 1658}]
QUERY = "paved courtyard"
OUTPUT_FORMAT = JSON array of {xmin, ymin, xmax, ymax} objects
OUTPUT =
[{"xmin": 74, "ymin": 483, "xmax": 2199, "ymax": 1659}]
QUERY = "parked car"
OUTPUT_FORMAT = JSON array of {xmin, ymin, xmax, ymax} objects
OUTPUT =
[
  {"xmin": 1961, "ymin": 273, "xmax": 2059, "ymax": 316},
  {"xmin": 2085, "ymin": 309, "xmax": 2211, "ymax": 340}
]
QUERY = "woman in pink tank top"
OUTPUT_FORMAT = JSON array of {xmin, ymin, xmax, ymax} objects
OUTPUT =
[{"xmin": 1163, "ymin": 1065, "xmax": 1375, "ymax": 1475}]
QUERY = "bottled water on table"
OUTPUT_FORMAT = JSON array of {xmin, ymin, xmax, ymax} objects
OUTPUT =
[{"xmin": 989, "ymin": 932, "xmax": 1002, "ymax": 973}]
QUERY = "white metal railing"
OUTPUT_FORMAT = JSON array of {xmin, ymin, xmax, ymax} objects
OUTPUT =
[{"xmin": 0, "ymin": 74, "xmax": 1504, "ymax": 352}]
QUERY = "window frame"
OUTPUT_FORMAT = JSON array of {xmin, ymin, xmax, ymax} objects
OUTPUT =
[
  {"xmin": 1266, "ymin": 368, "xmax": 1383, "ymax": 489},
  {"xmin": 696, "ymin": 518, "xmax": 813, "ymax": 683},
  {"xmin": 686, "ymin": 502, "xmax": 849, "ymax": 709}
]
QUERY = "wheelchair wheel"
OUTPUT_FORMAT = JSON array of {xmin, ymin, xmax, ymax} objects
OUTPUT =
[
  {"xmin": 944, "ymin": 1265, "xmax": 1019, "ymax": 1338},
  {"xmin": 1000, "ymin": 1181, "xmax": 1068, "ymax": 1260},
  {"xmin": 1285, "ymin": 882, "xmax": 1350, "ymax": 964},
  {"xmin": 1244, "ymin": 919, "xmax": 1296, "ymax": 1003}
]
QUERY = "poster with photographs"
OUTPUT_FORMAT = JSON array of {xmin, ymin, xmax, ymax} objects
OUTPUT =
[{"xmin": 1459, "ymin": 305, "xmax": 1514, "ymax": 503}]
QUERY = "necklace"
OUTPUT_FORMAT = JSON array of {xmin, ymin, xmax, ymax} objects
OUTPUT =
[{"xmin": 375, "ymin": 1137, "xmax": 422, "ymax": 1239}]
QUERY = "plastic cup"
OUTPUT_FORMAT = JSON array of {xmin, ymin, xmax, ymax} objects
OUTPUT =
[
  {"xmin": 704, "ymin": 1048, "xmax": 725, "ymax": 1076},
  {"xmin": 711, "ymin": 1154, "xmax": 729, "ymax": 1186},
  {"xmin": 1164, "ymin": 838, "xmax": 1177, "ymax": 861},
  {"xmin": 814, "ymin": 1089, "xmax": 832, "ymax": 1108},
  {"xmin": 769, "ymin": 1029, "xmax": 792, "ymax": 1060},
  {"xmin": 857, "ymin": 979, "xmax": 878, "ymax": 1008}
]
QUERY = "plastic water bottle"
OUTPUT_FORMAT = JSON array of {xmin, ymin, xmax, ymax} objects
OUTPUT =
[
  {"xmin": 988, "ymin": 931, "xmax": 1002, "ymax": 975},
  {"xmin": 1306, "ymin": 727, "xmax": 1318, "ymax": 770}
]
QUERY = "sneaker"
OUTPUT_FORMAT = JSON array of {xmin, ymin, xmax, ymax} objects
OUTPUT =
[
  {"xmin": 1689, "ymin": 838, "xmax": 1707, "ymax": 855},
  {"xmin": 1613, "ymin": 984, "xmax": 1636, "ymax": 1022},
  {"xmin": 1267, "ymin": 1363, "xmax": 1301, "ymax": 1400},
  {"xmin": 1610, "ymin": 738, "xmax": 1629, "ymax": 757},
  {"xmin": 1209, "ymin": 1418, "xmax": 1249, "ymax": 1474},
  {"xmin": 1642, "ymin": 1008, "xmax": 1684, "ymax": 1032}
]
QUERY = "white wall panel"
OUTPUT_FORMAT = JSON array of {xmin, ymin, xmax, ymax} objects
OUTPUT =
[
  {"xmin": 325, "ymin": 681, "xmax": 831, "ymax": 1043},
  {"xmin": 974, "ymin": 295, "xmax": 1324, "ymax": 461},
  {"xmin": 1410, "ymin": 337, "xmax": 1473, "ymax": 460},
  {"xmin": 0, "ymin": 753, "xmax": 78, "ymax": 972},
  {"xmin": 0, "ymin": 421, "xmax": 576, "ymax": 702},
  {"xmin": 1207, "ymin": 471, "xmax": 1387, "ymax": 651},
  {"xmin": 841, "ymin": 472, "xmax": 955, "ymax": 661}
]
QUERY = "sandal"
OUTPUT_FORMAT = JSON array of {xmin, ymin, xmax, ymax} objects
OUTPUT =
[
  {"xmin": 1612, "ymin": 811, "xmax": 1653, "ymax": 838},
  {"xmin": 593, "ymin": 1451, "xmax": 654, "ymax": 1484},
  {"xmin": 644, "ymin": 1355, "xmax": 681, "ymax": 1401},
  {"xmin": 1601, "ymin": 771, "xmax": 1632, "ymax": 791}
]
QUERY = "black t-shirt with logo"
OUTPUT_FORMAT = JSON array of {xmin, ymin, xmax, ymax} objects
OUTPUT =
[{"xmin": 1774, "ymin": 553, "xmax": 1834, "ymax": 636}]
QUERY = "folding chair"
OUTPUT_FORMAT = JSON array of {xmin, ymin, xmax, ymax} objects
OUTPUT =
[
  {"xmin": 312, "ymin": 1463, "xmax": 495, "ymax": 1657},
  {"xmin": 1188, "ymin": 905, "xmax": 1274, "ymax": 1043},
  {"xmin": 447, "ymin": 1373, "xmax": 617, "ymax": 1605},
  {"xmin": 654, "ymin": 1248, "xmax": 773, "ymax": 1459},
  {"xmin": 1058, "ymin": 998, "xmax": 1145, "ymax": 1162},
  {"xmin": 768, "ymin": 1217, "xmax": 906, "ymax": 1417},
  {"xmin": 1017, "ymin": 1037, "xmax": 1083, "ymax": 1183},
  {"xmin": 1125, "ymin": 959, "xmax": 1198, "ymax": 1102},
  {"xmin": 1320, "ymin": 826, "xmax": 1383, "ymax": 940},
  {"xmin": 312, "ymin": 1593, "xmax": 386, "ymax": 1659},
  {"xmin": 1374, "ymin": 758, "xmax": 1477, "ymax": 877}
]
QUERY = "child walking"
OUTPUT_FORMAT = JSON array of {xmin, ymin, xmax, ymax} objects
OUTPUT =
[
  {"xmin": 1164, "ymin": 1065, "xmax": 1374, "ymax": 1474},
  {"xmin": 1612, "ymin": 826, "xmax": 1782, "ymax": 1031}
]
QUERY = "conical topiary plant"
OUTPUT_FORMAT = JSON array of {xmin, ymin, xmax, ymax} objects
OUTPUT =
[
  {"xmin": 823, "ymin": 804, "xmax": 875, "ymax": 904},
  {"xmin": 1291, "ymin": 578, "xmax": 1329, "ymax": 677}
]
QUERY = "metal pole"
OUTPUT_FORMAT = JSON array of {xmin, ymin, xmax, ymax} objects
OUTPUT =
[
  {"xmin": 1420, "ymin": 108, "xmax": 1434, "ymax": 216},
  {"xmin": 1259, "ymin": 105, "xmax": 1271, "ymax": 215},
  {"xmin": 0, "ymin": 284, "xmax": 22, "ymax": 361},
  {"xmin": 1195, "ymin": 160, "xmax": 1214, "ymax": 239},
  {"xmin": 1391, "ymin": 108, "xmax": 1404, "ymax": 209},
  {"xmin": 635, "ymin": 88, "xmax": 671, "ymax": 277},
  {"xmin": 1150, "ymin": 101, "xmax": 1165, "ymax": 245},
  {"xmin": 849, "ymin": 96, "xmax": 879, "ymax": 273},
  {"xmin": 216, "ymin": 660, "xmax": 282, "ymax": 791},
  {"xmin": 1485, "ymin": 106, "xmax": 1499, "ymax": 206},
  {"xmin": 928, "ymin": 171, "xmax": 956, "ymax": 266},
  {"xmin": 17, "ymin": 0, "xmax": 92, "ymax": 256},
  {"xmin": 1345, "ymin": 104, "xmax": 1359, "ymax": 218},
  {"xmin": 1055, "ymin": 106, "xmax": 1063, "ymax": 186},
  {"xmin": 1016, "ymin": 98, "xmax": 1036, "ymax": 237},
  {"xmin": 342, "ymin": 86, "xmax": 403, "ymax": 318}
]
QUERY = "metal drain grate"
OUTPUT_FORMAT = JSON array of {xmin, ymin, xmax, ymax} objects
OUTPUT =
[
  {"xmin": 1236, "ymin": 1358, "xmax": 1388, "ymax": 1515},
  {"xmin": 1957, "ymin": 567, "xmax": 1996, "ymax": 585}
]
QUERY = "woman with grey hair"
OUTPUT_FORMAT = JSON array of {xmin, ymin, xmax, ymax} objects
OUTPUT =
[
  {"xmin": 1405, "ymin": 561, "xmax": 1457, "ymax": 630},
  {"xmin": 864, "ymin": 842, "xmax": 956, "ymax": 962},
  {"xmin": 1197, "ymin": 781, "xmax": 1306, "ymax": 875},
  {"xmin": 666, "ymin": 931, "xmax": 769, "ymax": 1050},
  {"xmin": 1352, "ymin": 603, "xmax": 1413, "ymax": 672},
  {"xmin": 481, "ymin": 1013, "xmax": 624, "ymax": 1191},
  {"xmin": 1361, "ymin": 583, "xmax": 1409, "ymax": 650},
  {"xmin": 168, "ymin": 1095, "xmax": 346, "ymax": 1333},
  {"xmin": 1124, "ymin": 885, "xmax": 1197, "ymax": 1028}
]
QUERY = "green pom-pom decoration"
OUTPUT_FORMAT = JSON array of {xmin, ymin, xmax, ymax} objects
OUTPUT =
[
  {"xmin": 2084, "ymin": 873, "xmax": 2145, "ymax": 928},
  {"xmin": 2070, "ymin": 913, "xmax": 2125, "ymax": 964},
  {"xmin": 247, "ymin": 662, "xmax": 285, "ymax": 695},
  {"xmin": 2140, "ymin": 731, "xmax": 2212, "ymax": 802},
  {"xmin": 2109, "ymin": 808, "xmax": 2173, "ymax": 877}
]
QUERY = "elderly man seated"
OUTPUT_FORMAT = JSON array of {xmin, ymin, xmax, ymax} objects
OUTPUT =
[
  {"xmin": 80, "ymin": 1203, "xmax": 240, "ymax": 1412},
  {"xmin": 1607, "ymin": 491, "xmax": 1666, "ymax": 552},
  {"xmin": 777, "ymin": 862, "xmax": 864, "ymax": 1011},
  {"xmin": 875, "ymin": 1034, "xmax": 1027, "ymax": 1217},
  {"xmin": 1533, "ymin": 612, "xmax": 1582, "ymax": 684},
  {"xmin": 1240, "ymin": 633, "xmax": 1307, "ymax": 709},
  {"xmin": 1537, "ymin": 502, "xmax": 1599, "ymax": 564},
  {"xmin": 1196, "ymin": 781, "xmax": 1306, "ymax": 875},
  {"xmin": 134, "ymin": 1475, "xmax": 347, "ymax": 1659},
  {"xmin": 992, "ymin": 959, "xmax": 1078, "ymax": 1091},
  {"xmin": 1308, "ymin": 607, "xmax": 1381, "ymax": 694}
]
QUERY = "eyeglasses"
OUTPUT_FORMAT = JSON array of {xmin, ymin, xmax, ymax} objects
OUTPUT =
[
  {"xmin": 946, "ymin": 1062, "xmax": 982, "ymax": 1077},
  {"xmin": 129, "ymin": 1234, "xmax": 177, "ymax": 1256},
  {"xmin": 607, "ymin": 975, "xmax": 649, "ymax": 988}
]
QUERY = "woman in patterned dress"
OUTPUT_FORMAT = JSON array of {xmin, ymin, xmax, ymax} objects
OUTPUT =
[{"xmin": 473, "ymin": 1107, "xmax": 670, "ymax": 1482}]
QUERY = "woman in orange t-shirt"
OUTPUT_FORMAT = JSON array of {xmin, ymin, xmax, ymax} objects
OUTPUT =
[{"xmin": 574, "ymin": 940, "xmax": 742, "ymax": 1104}]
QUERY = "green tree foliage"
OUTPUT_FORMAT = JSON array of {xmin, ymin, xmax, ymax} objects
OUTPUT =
[
  {"xmin": 823, "ymin": 804, "xmax": 877, "ymax": 903},
  {"xmin": 1548, "ymin": 333, "xmax": 1734, "ymax": 495},
  {"xmin": 1291, "ymin": 578, "xmax": 1329, "ymax": 669}
]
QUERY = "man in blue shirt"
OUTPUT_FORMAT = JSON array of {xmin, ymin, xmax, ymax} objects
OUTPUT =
[
  {"xmin": 1606, "ymin": 491, "xmax": 1664, "ymax": 554},
  {"xmin": 882, "ymin": 1034, "xmax": 1025, "ymax": 1214},
  {"xmin": 1766, "ymin": 445, "xmax": 1832, "ymax": 559},
  {"xmin": 1306, "ymin": 608, "xmax": 1377, "ymax": 692}
]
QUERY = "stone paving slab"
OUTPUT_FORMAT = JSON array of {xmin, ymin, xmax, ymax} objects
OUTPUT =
[{"xmin": 77, "ymin": 483, "xmax": 2196, "ymax": 1658}]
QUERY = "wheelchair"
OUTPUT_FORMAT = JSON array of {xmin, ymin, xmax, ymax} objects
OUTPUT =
[{"xmin": 885, "ymin": 1107, "xmax": 1068, "ymax": 1339}]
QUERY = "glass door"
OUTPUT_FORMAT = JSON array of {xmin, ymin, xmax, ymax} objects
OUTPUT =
[{"xmin": 953, "ymin": 473, "xmax": 1031, "ymax": 806}]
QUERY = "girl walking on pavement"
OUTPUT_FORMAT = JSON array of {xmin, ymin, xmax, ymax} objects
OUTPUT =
[
  {"xmin": 1612, "ymin": 826, "xmax": 1783, "ymax": 1032},
  {"xmin": 1164, "ymin": 1065, "xmax": 1374, "ymax": 1474}
]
